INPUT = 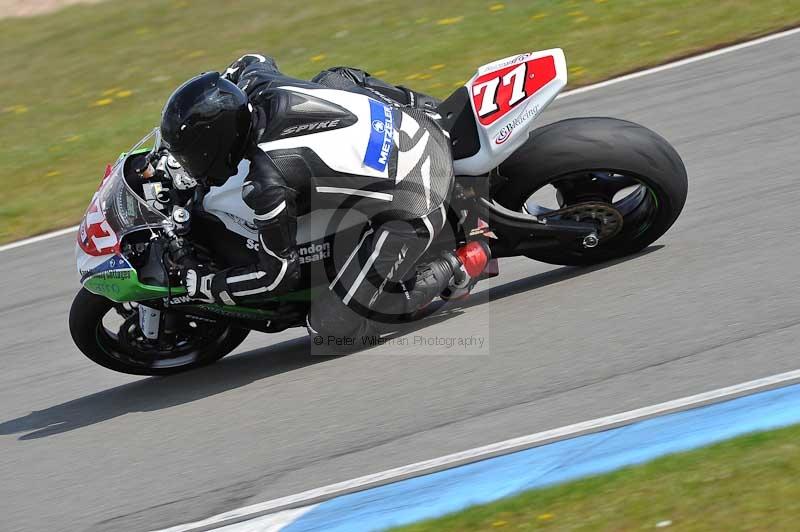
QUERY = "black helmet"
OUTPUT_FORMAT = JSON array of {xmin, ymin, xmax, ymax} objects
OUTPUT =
[{"xmin": 160, "ymin": 72, "xmax": 252, "ymax": 184}]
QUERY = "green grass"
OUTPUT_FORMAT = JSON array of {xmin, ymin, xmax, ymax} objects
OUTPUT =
[
  {"xmin": 395, "ymin": 423, "xmax": 800, "ymax": 531},
  {"xmin": 2, "ymin": 0, "xmax": 800, "ymax": 243}
]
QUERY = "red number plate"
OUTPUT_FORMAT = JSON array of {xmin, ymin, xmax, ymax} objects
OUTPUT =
[{"xmin": 471, "ymin": 55, "xmax": 557, "ymax": 126}]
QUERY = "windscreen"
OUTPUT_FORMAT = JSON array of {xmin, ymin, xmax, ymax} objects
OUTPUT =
[{"xmin": 77, "ymin": 130, "xmax": 168, "ymax": 257}]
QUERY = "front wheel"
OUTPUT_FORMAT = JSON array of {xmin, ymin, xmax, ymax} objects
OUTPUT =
[
  {"xmin": 69, "ymin": 289, "xmax": 250, "ymax": 375},
  {"xmin": 493, "ymin": 117, "xmax": 688, "ymax": 266}
]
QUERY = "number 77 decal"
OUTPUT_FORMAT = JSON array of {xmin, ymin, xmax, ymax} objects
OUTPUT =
[{"xmin": 470, "ymin": 55, "xmax": 557, "ymax": 126}]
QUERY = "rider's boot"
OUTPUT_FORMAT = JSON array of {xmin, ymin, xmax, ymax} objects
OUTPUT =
[
  {"xmin": 407, "ymin": 241, "xmax": 492, "ymax": 310},
  {"xmin": 441, "ymin": 242, "xmax": 498, "ymax": 301},
  {"xmin": 308, "ymin": 241, "xmax": 491, "ymax": 345}
]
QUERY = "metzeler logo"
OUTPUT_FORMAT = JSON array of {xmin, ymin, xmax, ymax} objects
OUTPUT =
[
  {"xmin": 378, "ymin": 106, "xmax": 393, "ymax": 167},
  {"xmin": 364, "ymin": 100, "xmax": 394, "ymax": 172}
]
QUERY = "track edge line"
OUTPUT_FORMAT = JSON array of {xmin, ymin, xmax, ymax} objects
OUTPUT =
[{"xmin": 154, "ymin": 368, "xmax": 800, "ymax": 532}]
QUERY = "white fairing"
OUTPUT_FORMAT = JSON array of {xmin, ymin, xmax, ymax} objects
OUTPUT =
[
  {"xmin": 203, "ymin": 160, "xmax": 258, "ymax": 238},
  {"xmin": 203, "ymin": 86, "xmax": 382, "ymax": 243},
  {"xmin": 453, "ymin": 48, "xmax": 568, "ymax": 176},
  {"xmin": 203, "ymin": 162, "xmax": 368, "ymax": 244}
]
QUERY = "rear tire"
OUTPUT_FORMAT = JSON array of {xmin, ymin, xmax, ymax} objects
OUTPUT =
[
  {"xmin": 69, "ymin": 288, "xmax": 250, "ymax": 376},
  {"xmin": 493, "ymin": 117, "xmax": 687, "ymax": 266}
]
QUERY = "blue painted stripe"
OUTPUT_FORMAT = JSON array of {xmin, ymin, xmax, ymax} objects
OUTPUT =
[{"xmin": 283, "ymin": 383, "xmax": 800, "ymax": 532}]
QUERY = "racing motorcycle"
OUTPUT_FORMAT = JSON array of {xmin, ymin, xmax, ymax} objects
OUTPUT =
[{"xmin": 69, "ymin": 49, "xmax": 688, "ymax": 375}]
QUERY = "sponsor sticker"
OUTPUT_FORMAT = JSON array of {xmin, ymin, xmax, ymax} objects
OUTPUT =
[
  {"xmin": 298, "ymin": 241, "xmax": 331, "ymax": 265},
  {"xmin": 79, "ymin": 254, "xmax": 133, "ymax": 283},
  {"xmin": 247, "ymin": 238, "xmax": 331, "ymax": 264},
  {"xmin": 494, "ymin": 103, "xmax": 540, "ymax": 145},
  {"xmin": 280, "ymin": 119, "xmax": 341, "ymax": 136},
  {"xmin": 363, "ymin": 99, "xmax": 395, "ymax": 172},
  {"xmin": 224, "ymin": 212, "xmax": 258, "ymax": 234},
  {"xmin": 163, "ymin": 294, "xmax": 194, "ymax": 305}
]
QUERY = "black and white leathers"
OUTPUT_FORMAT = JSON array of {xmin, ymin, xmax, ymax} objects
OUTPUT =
[
  {"xmin": 209, "ymin": 54, "xmax": 456, "ymax": 338},
  {"xmin": 205, "ymin": 55, "xmax": 312, "ymax": 304}
]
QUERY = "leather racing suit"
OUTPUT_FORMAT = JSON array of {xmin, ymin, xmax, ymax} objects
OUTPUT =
[{"xmin": 206, "ymin": 54, "xmax": 457, "ymax": 339}]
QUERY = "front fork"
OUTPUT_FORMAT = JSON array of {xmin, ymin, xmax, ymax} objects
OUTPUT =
[
  {"xmin": 138, "ymin": 305, "xmax": 183, "ymax": 342},
  {"xmin": 139, "ymin": 305, "xmax": 161, "ymax": 340}
]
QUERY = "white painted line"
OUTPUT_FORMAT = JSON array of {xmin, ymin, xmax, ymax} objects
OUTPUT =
[
  {"xmin": 212, "ymin": 506, "xmax": 318, "ymax": 532},
  {"xmin": 0, "ymin": 225, "xmax": 78, "ymax": 253},
  {"xmin": 3, "ymin": 26, "xmax": 800, "ymax": 255},
  {"xmin": 154, "ymin": 368, "xmax": 800, "ymax": 532}
]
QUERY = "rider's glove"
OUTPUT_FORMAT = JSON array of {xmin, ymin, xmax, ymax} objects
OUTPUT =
[
  {"xmin": 168, "ymin": 238, "xmax": 219, "ymax": 304},
  {"xmin": 221, "ymin": 53, "xmax": 274, "ymax": 84},
  {"xmin": 174, "ymin": 257, "xmax": 218, "ymax": 303},
  {"xmin": 180, "ymin": 262, "xmax": 218, "ymax": 304}
]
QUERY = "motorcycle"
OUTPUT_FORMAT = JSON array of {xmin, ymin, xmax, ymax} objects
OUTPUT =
[{"xmin": 69, "ymin": 49, "xmax": 687, "ymax": 375}]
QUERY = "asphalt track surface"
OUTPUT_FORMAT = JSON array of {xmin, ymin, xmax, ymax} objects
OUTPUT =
[{"xmin": 2, "ymin": 33, "xmax": 799, "ymax": 532}]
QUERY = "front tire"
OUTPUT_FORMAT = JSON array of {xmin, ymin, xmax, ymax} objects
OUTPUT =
[
  {"xmin": 493, "ymin": 117, "xmax": 688, "ymax": 266},
  {"xmin": 69, "ymin": 289, "xmax": 250, "ymax": 376}
]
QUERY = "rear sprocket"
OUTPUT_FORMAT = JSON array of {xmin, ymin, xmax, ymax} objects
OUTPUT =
[{"xmin": 540, "ymin": 201, "xmax": 623, "ymax": 241}]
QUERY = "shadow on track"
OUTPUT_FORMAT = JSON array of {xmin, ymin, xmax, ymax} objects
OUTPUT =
[
  {"xmin": 0, "ymin": 246, "xmax": 661, "ymax": 440},
  {"xmin": 0, "ymin": 336, "xmax": 324, "ymax": 440},
  {"xmin": 385, "ymin": 245, "xmax": 664, "ymax": 339}
]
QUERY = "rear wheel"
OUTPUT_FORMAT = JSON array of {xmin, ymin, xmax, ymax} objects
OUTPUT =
[
  {"xmin": 69, "ymin": 289, "xmax": 250, "ymax": 376},
  {"xmin": 493, "ymin": 117, "xmax": 687, "ymax": 266}
]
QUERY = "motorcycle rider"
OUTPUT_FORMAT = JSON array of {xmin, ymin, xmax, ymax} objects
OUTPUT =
[{"xmin": 160, "ymin": 54, "xmax": 491, "ymax": 341}]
